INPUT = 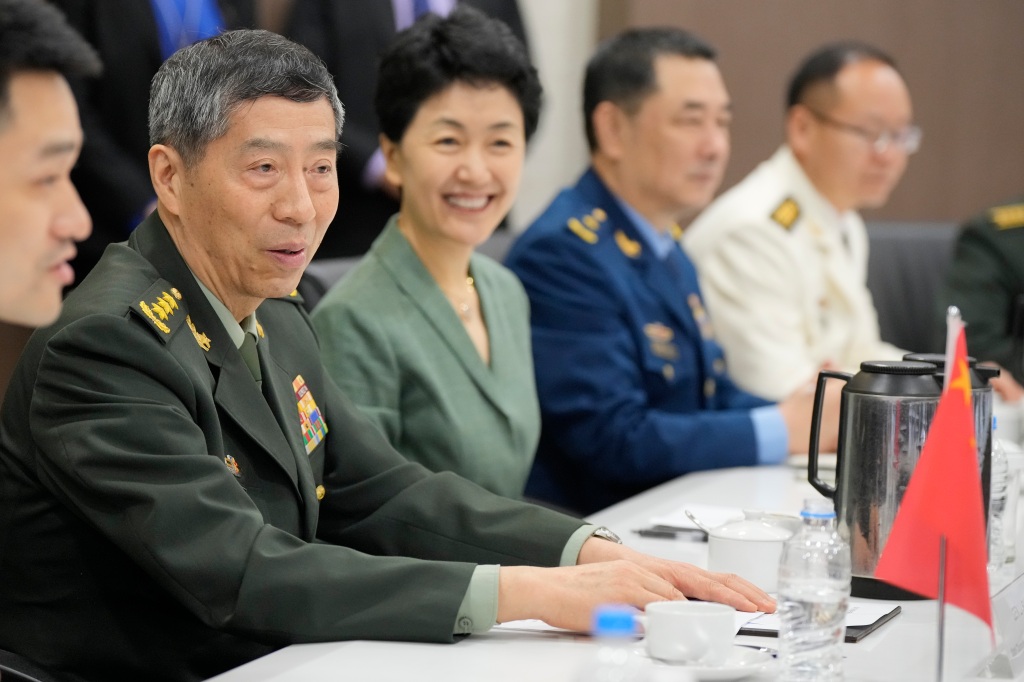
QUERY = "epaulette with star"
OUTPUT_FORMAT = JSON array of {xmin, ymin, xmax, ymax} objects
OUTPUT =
[
  {"xmin": 770, "ymin": 197, "xmax": 801, "ymax": 230},
  {"xmin": 990, "ymin": 203, "xmax": 1024, "ymax": 230},
  {"xmin": 130, "ymin": 281, "xmax": 188, "ymax": 344}
]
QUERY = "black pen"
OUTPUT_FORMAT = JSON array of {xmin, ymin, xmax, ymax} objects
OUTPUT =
[
  {"xmin": 634, "ymin": 528, "xmax": 678, "ymax": 539},
  {"xmin": 632, "ymin": 527, "xmax": 708, "ymax": 541}
]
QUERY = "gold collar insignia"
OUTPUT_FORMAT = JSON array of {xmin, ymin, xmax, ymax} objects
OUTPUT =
[{"xmin": 186, "ymin": 315, "xmax": 211, "ymax": 351}]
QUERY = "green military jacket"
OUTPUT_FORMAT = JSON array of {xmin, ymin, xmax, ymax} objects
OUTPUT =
[
  {"xmin": 0, "ymin": 214, "xmax": 583, "ymax": 681},
  {"xmin": 939, "ymin": 196, "xmax": 1024, "ymax": 383}
]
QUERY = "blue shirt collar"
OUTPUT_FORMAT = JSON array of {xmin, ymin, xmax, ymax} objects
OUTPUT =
[{"xmin": 609, "ymin": 193, "xmax": 678, "ymax": 260}]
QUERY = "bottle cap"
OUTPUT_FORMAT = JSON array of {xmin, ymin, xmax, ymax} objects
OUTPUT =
[
  {"xmin": 591, "ymin": 604, "xmax": 638, "ymax": 636},
  {"xmin": 800, "ymin": 498, "xmax": 836, "ymax": 519}
]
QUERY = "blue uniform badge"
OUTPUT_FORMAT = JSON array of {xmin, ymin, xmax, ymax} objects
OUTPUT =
[{"xmin": 293, "ymin": 375, "xmax": 328, "ymax": 454}]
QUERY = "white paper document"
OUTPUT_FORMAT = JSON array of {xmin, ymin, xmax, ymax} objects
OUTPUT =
[{"xmin": 741, "ymin": 603, "xmax": 898, "ymax": 632}]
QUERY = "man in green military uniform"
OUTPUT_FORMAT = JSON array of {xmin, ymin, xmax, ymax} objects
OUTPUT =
[
  {"xmin": 0, "ymin": 29, "xmax": 771, "ymax": 681},
  {"xmin": 940, "ymin": 196, "xmax": 1024, "ymax": 397}
]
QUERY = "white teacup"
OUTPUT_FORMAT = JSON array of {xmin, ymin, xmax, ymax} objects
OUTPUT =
[
  {"xmin": 706, "ymin": 511, "xmax": 795, "ymax": 592},
  {"xmin": 637, "ymin": 601, "xmax": 736, "ymax": 666}
]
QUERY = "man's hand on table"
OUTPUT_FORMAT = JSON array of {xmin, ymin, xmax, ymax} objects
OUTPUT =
[
  {"xmin": 779, "ymin": 371, "xmax": 842, "ymax": 454},
  {"xmin": 495, "ymin": 537, "xmax": 775, "ymax": 633}
]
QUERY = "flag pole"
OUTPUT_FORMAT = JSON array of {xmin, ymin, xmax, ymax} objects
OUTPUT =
[
  {"xmin": 944, "ymin": 306, "xmax": 961, "ymax": 391},
  {"xmin": 936, "ymin": 306, "xmax": 956, "ymax": 682},
  {"xmin": 937, "ymin": 534, "xmax": 947, "ymax": 682}
]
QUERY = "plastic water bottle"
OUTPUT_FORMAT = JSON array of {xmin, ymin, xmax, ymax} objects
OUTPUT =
[
  {"xmin": 1002, "ymin": 439, "xmax": 1022, "ymax": 565},
  {"xmin": 777, "ymin": 498, "xmax": 851, "ymax": 682},
  {"xmin": 989, "ymin": 417, "xmax": 1009, "ymax": 573},
  {"xmin": 576, "ymin": 605, "xmax": 651, "ymax": 682}
]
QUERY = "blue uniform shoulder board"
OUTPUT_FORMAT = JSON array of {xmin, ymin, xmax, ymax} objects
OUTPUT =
[
  {"xmin": 130, "ymin": 281, "xmax": 187, "ymax": 343},
  {"xmin": 565, "ymin": 207, "xmax": 608, "ymax": 244}
]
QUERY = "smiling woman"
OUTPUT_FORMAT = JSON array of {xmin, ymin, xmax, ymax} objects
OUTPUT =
[{"xmin": 311, "ymin": 6, "xmax": 542, "ymax": 499}]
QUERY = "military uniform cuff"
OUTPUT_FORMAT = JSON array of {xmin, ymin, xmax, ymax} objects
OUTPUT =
[
  {"xmin": 561, "ymin": 524, "xmax": 598, "ymax": 566},
  {"xmin": 454, "ymin": 565, "xmax": 500, "ymax": 635}
]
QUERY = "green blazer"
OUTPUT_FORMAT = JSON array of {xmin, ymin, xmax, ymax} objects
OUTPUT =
[
  {"xmin": 312, "ymin": 219, "xmax": 540, "ymax": 498},
  {"xmin": 0, "ymin": 214, "xmax": 582, "ymax": 681}
]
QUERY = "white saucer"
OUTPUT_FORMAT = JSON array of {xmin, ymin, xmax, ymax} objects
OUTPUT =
[{"xmin": 647, "ymin": 645, "xmax": 775, "ymax": 680}]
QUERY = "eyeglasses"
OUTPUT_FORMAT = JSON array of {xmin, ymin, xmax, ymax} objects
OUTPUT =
[{"xmin": 805, "ymin": 107, "xmax": 922, "ymax": 155}]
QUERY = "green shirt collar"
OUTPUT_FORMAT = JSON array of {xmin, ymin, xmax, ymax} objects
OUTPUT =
[{"xmin": 192, "ymin": 275, "xmax": 259, "ymax": 349}]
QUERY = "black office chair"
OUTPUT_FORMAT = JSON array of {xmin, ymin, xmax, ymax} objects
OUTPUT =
[
  {"xmin": 865, "ymin": 221, "xmax": 958, "ymax": 353},
  {"xmin": 0, "ymin": 648, "xmax": 72, "ymax": 682},
  {"xmin": 298, "ymin": 256, "xmax": 362, "ymax": 313}
]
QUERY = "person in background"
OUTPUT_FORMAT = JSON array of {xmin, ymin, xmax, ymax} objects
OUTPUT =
[
  {"xmin": 939, "ymin": 196, "xmax": 1024, "ymax": 402},
  {"xmin": 505, "ymin": 28, "xmax": 841, "ymax": 515},
  {"xmin": 0, "ymin": 0, "xmax": 98, "ymax": 327},
  {"xmin": 50, "ymin": 0, "xmax": 261, "ymax": 283},
  {"xmin": 0, "ymin": 28, "xmax": 772, "ymax": 681},
  {"xmin": 287, "ymin": 0, "xmax": 528, "ymax": 258},
  {"xmin": 312, "ymin": 9, "xmax": 539, "ymax": 498},
  {"xmin": 685, "ymin": 42, "xmax": 916, "ymax": 401}
]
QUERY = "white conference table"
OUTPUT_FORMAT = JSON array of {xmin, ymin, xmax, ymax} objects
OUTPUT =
[{"xmin": 209, "ymin": 465, "xmax": 1022, "ymax": 682}]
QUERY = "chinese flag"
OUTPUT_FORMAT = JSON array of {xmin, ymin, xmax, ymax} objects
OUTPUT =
[{"xmin": 874, "ymin": 325, "xmax": 993, "ymax": 631}]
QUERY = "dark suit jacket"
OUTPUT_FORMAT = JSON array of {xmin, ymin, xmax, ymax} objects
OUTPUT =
[
  {"xmin": 286, "ymin": 0, "xmax": 528, "ymax": 258},
  {"xmin": 50, "ymin": 0, "xmax": 255, "ymax": 282},
  {"xmin": 505, "ymin": 169, "xmax": 772, "ymax": 515},
  {"xmin": 0, "ymin": 214, "xmax": 582, "ymax": 681}
]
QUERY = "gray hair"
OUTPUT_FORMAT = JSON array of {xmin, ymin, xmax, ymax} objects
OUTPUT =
[{"xmin": 149, "ymin": 30, "xmax": 344, "ymax": 168}]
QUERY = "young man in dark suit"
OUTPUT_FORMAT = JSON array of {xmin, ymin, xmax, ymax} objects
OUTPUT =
[{"xmin": 0, "ymin": 0, "xmax": 98, "ymax": 327}]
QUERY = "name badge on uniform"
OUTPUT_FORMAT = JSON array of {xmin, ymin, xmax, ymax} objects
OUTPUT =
[{"xmin": 293, "ymin": 374, "xmax": 328, "ymax": 454}]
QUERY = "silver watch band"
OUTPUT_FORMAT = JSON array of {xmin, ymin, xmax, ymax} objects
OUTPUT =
[{"xmin": 591, "ymin": 526, "xmax": 623, "ymax": 544}]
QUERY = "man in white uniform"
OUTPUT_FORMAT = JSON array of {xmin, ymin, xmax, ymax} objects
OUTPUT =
[{"xmin": 685, "ymin": 42, "xmax": 919, "ymax": 400}]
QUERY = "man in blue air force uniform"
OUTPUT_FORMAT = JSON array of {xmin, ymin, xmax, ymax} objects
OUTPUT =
[{"xmin": 506, "ymin": 28, "xmax": 840, "ymax": 515}]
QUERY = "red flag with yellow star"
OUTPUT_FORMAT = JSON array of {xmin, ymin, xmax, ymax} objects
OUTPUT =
[{"xmin": 875, "ymin": 324, "xmax": 993, "ymax": 631}]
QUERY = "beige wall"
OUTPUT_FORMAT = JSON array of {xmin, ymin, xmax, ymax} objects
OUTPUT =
[
  {"xmin": 605, "ymin": 0, "xmax": 1024, "ymax": 223},
  {"xmin": 513, "ymin": 0, "xmax": 598, "ymax": 230}
]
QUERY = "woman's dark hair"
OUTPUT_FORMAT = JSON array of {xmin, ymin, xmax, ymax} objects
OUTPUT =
[{"xmin": 375, "ymin": 5, "xmax": 541, "ymax": 143}]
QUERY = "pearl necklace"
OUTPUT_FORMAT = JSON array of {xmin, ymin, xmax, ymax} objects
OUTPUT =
[{"xmin": 447, "ymin": 276, "xmax": 477, "ymax": 321}]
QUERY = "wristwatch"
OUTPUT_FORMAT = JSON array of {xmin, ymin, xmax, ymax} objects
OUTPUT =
[{"xmin": 591, "ymin": 526, "xmax": 623, "ymax": 544}]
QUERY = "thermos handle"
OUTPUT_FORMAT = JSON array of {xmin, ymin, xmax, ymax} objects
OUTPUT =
[{"xmin": 808, "ymin": 369, "xmax": 853, "ymax": 498}]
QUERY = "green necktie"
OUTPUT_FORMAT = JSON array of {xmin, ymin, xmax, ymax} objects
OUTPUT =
[{"xmin": 239, "ymin": 332, "xmax": 262, "ymax": 388}]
